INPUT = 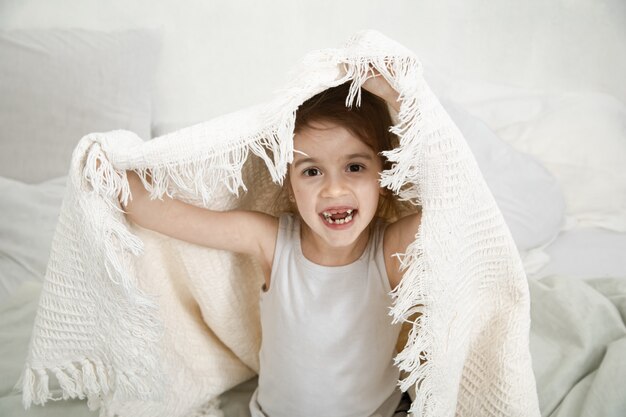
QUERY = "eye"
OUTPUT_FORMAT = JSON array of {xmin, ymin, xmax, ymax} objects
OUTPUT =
[
  {"xmin": 303, "ymin": 167, "xmax": 321, "ymax": 177},
  {"xmin": 348, "ymin": 164, "xmax": 365, "ymax": 172}
]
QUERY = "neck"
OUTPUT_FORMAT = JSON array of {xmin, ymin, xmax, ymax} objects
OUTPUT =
[{"xmin": 299, "ymin": 221, "xmax": 372, "ymax": 266}]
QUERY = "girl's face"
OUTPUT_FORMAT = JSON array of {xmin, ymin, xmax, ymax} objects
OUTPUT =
[{"xmin": 289, "ymin": 120, "xmax": 384, "ymax": 251}]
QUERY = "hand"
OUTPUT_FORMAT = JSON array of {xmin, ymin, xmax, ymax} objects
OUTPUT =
[{"xmin": 361, "ymin": 66, "xmax": 401, "ymax": 112}]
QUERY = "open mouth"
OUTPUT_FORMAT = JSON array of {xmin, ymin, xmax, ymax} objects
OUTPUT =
[{"xmin": 320, "ymin": 208, "xmax": 356, "ymax": 225}]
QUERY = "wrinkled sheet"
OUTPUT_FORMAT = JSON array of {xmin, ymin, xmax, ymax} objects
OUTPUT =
[
  {"xmin": 529, "ymin": 275, "xmax": 626, "ymax": 417},
  {"xmin": 1, "ymin": 276, "xmax": 624, "ymax": 417}
]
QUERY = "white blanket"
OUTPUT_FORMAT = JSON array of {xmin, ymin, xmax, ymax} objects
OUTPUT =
[{"xmin": 19, "ymin": 30, "xmax": 539, "ymax": 417}]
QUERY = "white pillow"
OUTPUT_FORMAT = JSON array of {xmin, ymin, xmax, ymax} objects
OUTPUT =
[
  {"xmin": 0, "ymin": 29, "xmax": 161, "ymax": 183},
  {"xmin": 494, "ymin": 93, "xmax": 626, "ymax": 231},
  {"xmin": 530, "ymin": 227, "xmax": 626, "ymax": 280},
  {"xmin": 440, "ymin": 98, "xmax": 566, "ymax": 251}
]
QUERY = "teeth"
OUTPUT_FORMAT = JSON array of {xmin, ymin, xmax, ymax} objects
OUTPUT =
[
  {"xmin": 322, "ymin": 209, "xmax": 353, "ymax": 218},
  {"xmin": 322, "ymin": 213, "xmax": 354, "ymax": 225}
]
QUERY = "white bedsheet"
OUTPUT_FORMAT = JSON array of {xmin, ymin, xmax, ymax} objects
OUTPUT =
[{"xmin": 529, "ymin": 275, "xmax": 626, "ymax": 417}]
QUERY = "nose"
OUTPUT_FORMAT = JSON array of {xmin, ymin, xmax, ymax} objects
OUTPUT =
[{"xmin": 320, "ymin": 173, "xmax": 348, "ymax": 198}]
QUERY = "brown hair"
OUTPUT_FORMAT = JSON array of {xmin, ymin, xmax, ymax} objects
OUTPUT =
[
  {"xmin": 286, "ymin": 81, "xmax": 413, "ymax": 222},
  {"xmin": 294, "ymin": 82, "xmax": 395, "ymax": 172}
]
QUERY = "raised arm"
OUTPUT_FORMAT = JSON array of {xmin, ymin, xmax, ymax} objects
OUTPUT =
[
  {"xmin": 383, "ymin": 210, "xmax": 422, "ymax": 291},
  {"xmin": 123, "ymin": 170, "xmax": 278, "ymax": 266}
]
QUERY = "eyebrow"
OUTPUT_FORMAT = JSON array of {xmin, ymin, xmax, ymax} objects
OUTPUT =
[
  {"xmin": 292, "ymin": 152, "xmax": 374, "ymax": 169},
  {"xmin": 293, "ymin": 157, "xmax": 318, "ymax": 170}
]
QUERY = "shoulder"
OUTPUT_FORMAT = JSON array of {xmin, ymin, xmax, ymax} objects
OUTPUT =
[
  {"xmin": 385, "ymin": 209, "xmax": 422, "ymax": 248},
  {"xmin": 382, "ymin": 209, "xmax": 423, "ymax": 290}
]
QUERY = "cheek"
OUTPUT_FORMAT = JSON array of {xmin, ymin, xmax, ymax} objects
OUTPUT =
[
  {"xmin": 361, "ymin": 173, "xmax": 383, "ymax": 193},
  {"xmin": 355, "ymin": 180, "xmax": 382, "ymax": 202},
  {"xmin": 290, "ymin": 181, "xmax": 308, "ymax": 203},
  {"xmin": 290, "ymin": 180, "xmax": 304, "ymax": 196}
]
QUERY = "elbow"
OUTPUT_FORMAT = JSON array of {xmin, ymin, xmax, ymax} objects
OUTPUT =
[
  {"xmin": 122, "ymin": 173, "xmax": 148, "ymax": 226},
  {"xmin": 122, "ymin": 189, "xmax": 152, "ymax": 228},
  {"xmin": 122, "ymin": 198, "xmax": 141, "ymax": 226},
  {"xmin": 123, "ymin": 203, "xmax": 136, "ymax": 222}
]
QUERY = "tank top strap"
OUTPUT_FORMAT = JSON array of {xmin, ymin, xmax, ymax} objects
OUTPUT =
[
  {"xmin": 370, "ymin": 217, "xmax": 393, "ymax": 294},
  {"xmin": 263, "ymin": 213, "xmax": 297, "ymax": 294},
  {"xmin": 368, "ymin": 217, "xmax": 388, "ymax": 259},
  {"xmin": 276, "ymin": 212, "xmax": 296, "ymax": 247}
]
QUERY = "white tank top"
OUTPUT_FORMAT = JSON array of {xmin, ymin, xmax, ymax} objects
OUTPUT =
[{"xmin": 249, "ymin": 213, "xmax": 403, "ymax": 417}]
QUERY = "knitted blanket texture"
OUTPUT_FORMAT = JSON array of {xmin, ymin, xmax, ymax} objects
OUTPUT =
[{"xmin": 19, "ymin": 30, "xmax": 540, "ymax": 417}]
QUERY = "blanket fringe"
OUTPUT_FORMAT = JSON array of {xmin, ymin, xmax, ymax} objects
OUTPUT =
[
  {"xmin": 19, "ymin": 359, "xmax": 158, "ymax": 412},
  {"xmin": 84, "ymin": 140, "xmax": 133, "ymax": 213},
  {"xmin": 390, "ymin": 227, "xmax": 434, "ymax": 416},
  {"xmin": 123, "ymin": 119, "xmax": 295, "ymax": 207},
  {"xmin": 18, "ymin": 359, "xmax": 113, "ymax": 410}
]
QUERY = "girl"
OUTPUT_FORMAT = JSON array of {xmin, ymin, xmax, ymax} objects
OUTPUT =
[{"xmin": 122, "ymin": 72, "xmax": 421, "ymax": 417}]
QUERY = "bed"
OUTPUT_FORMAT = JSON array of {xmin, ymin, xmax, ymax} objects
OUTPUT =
[{"xmin": 0, "ymin": 1, "xmax": 625, "ymax": 416}]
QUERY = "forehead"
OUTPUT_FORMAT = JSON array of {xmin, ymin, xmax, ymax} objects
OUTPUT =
[{"xmin": 293, "ymin": 121, "xmax": 376, "ymax": 156}]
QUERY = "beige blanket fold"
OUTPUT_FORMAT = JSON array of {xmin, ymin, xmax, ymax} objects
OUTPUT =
[{"xmin": 19, "ymin": 30, "xmax": 540, "ymax": 417}]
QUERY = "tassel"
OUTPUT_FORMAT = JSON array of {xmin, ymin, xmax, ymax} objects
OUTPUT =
[
  {"xmin": 19, "ymin": 367, "xmax": 35, "ymax": 409},
  {"xmin": 94, "ymin": 359, "xmax": 110, "ymax": 395},
  {"xmin": 53, "ymin": 366, "xmax": 77, "ymax": 399},
  {"xmin": 86, "ymin": 394, "xmax": 102, "ymax": 411},
  {"xmin": 34, "ymin": 369, "xmax": 50, "ymax": 405},
  {"xmin": 114, "ymin": 371, "xmax": 130, "ymax": 400},
  {"xmin": 81, "ymin": 359, "xmax": 100, "ymax": 397}
]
